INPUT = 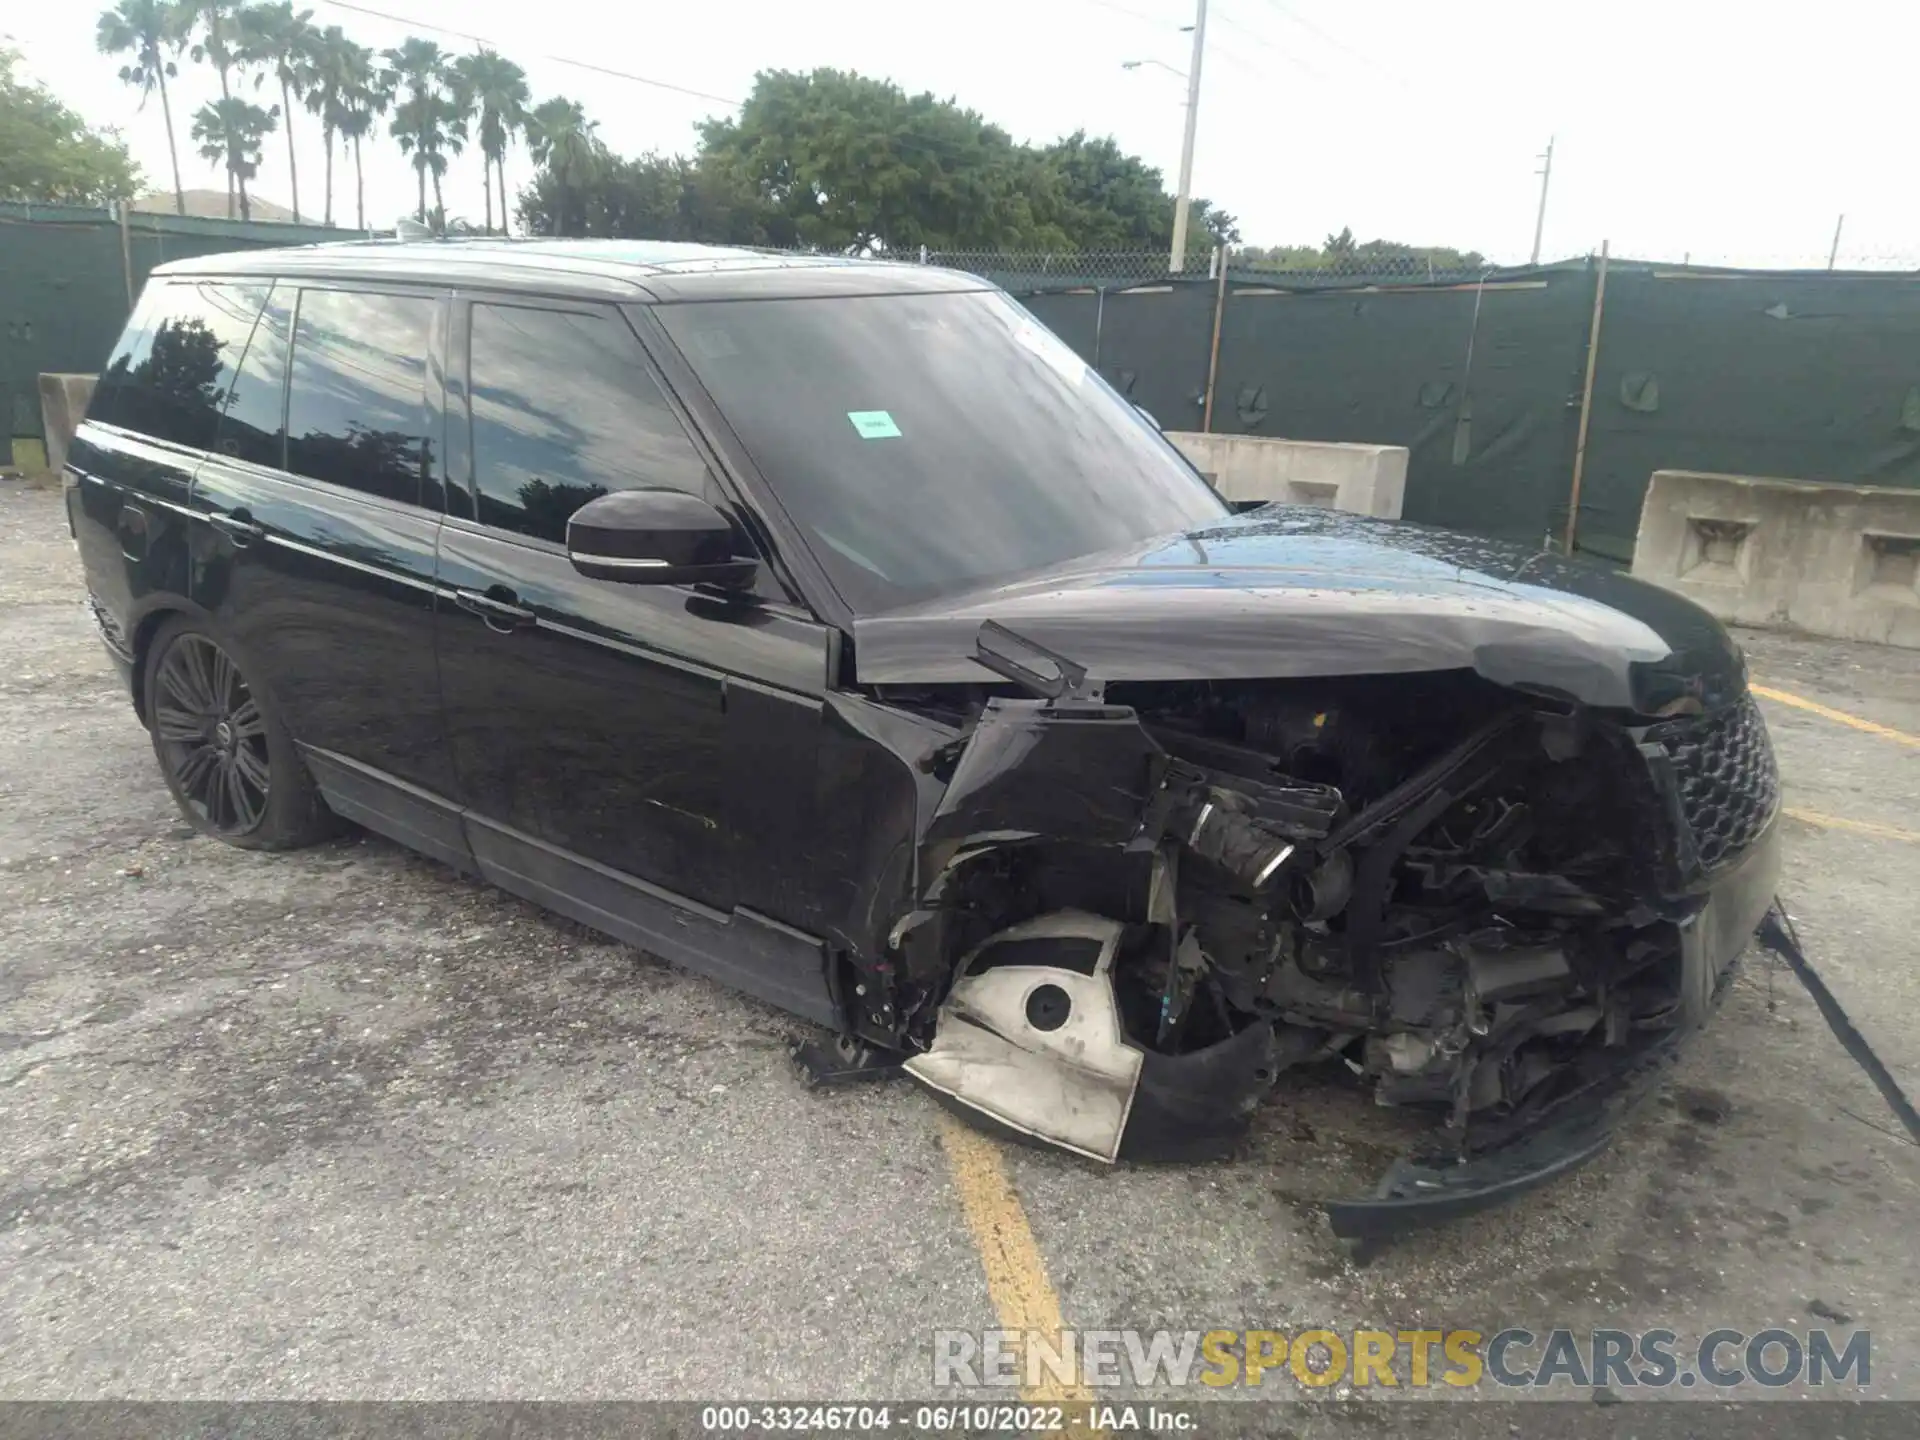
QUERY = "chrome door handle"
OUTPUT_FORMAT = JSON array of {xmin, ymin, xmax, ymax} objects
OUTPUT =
[
  {"xmin": 209, "ymin": 510, "xmax": 266, "ymax": 545},
  {"xmin": 454, "ymin": 587, "xmax": 536, "ymax": 632}
]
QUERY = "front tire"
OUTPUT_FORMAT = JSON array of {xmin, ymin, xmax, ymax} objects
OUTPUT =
[{"xmin": 144, "ymin": 617, "xmax": 335, "ymax": 850}]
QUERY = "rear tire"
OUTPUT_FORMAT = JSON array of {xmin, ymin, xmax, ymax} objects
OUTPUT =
[{"xmin": 144, "ymin": 616, "xmax": 336, "ymax": 850}]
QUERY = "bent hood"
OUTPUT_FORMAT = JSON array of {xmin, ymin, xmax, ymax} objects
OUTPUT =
[{"xmin": 851, "ymin": 507, "xmax": 1746, "ymax": 715}]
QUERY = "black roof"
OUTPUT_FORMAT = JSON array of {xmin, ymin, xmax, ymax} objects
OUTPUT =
[{"xmin": 153, "ymin": 238, "xmax": 993, "ymax": 303}]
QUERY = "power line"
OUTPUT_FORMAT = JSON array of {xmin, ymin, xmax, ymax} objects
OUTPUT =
[
  {"xmin": 1244, "ymin": 0, "xmax": 1381, "ymax": 71},
  {"xmin": 1071, "ymin": 0, "xmax": 1188, "ymax": 27},
  {"xmin": 1208, "ymin": 4, "xmax": 1330, "ymax": 82},
  {"xmin": 314, "ymin": 0, "xmax": 743, "ymax": 107}
]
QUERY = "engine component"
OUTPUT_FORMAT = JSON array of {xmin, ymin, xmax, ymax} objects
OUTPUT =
[
  {"xmin": 1179, "ymin": 788, "xmax": 1298, "ymax": 892},
  {"xmin": 1462, "ymin": 940, "xmax": 1574, "ymax": 1004},
  {"xmin": 1292, "ymin": 850, "xmax": 1353, "ymax": 922}
]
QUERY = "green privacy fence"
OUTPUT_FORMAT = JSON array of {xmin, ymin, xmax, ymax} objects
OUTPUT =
[
  {"xmin": 1012, "ymin": 257, "xmax": 1920, "ymax": 560},
  {"xmin": 12, "ymin": 214, "xmax": 1920, "ymax": 562},
  {"xmin": 1, "ymin": 201, "xmax": 378, "ymax": 468}
]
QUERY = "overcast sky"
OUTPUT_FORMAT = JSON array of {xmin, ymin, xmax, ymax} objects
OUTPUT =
[{"xmin": 8, "ymin": 0, "xmax": 1915, "ymax": 266}]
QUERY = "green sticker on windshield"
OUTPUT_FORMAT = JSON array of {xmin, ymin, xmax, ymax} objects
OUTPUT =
[{"xmin": 847, "ymin": 409, "xmax": 902, "ymax": 439}]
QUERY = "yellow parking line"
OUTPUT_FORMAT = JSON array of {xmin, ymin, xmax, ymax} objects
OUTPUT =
[
  {"xmin": 1751, "ymin": 683, "xmax": 1920, "ymax": 749},
  {"xmin": 938, "ymin": 1113, "xmax": 1100, "ymax": 1419},
  {"xmin": 1785, "ymin": 807, "xmax": 1920, "ymax": 844}
]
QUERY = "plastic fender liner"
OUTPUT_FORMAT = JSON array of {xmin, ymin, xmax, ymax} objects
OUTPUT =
[{"xmin": 1116, "ymin": 1019, "xmax": 1278, "ymax": 1162}]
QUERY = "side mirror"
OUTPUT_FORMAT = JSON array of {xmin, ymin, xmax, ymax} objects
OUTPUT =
[{"xmin": 566, "ymin": 489, "xmax": 758, "ymax": 589}]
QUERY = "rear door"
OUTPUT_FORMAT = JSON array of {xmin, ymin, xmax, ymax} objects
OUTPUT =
[{"xmin": 189, "ymin": 281, "xmax": 465, "ymax": 863}]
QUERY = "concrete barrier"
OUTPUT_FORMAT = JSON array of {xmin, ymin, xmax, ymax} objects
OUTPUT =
[
  {"xmin": 1633, "ymin": 470, "xmax": 1920, "ymax": 648},
  {"xmin": 37, "ymin": 373, "xmax": 98, "ymax": 478},
  {"xmin": 1166, "ymin": 433, "xmax": 1407, "ymax": 519}
]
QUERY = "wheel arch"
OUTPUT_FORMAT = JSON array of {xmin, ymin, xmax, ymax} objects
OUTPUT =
[{"xmin": 128, "ymin": 596, "xmax": 219, "ymax": 728}]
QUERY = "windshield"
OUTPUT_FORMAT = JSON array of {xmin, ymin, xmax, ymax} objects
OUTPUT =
[{"xmin": 655, "ymin": 289, "xmax": 1229, "ymax": 612}]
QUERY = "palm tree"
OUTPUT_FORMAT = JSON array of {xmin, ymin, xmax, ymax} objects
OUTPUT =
[
  {"xmin": 182, "ymin": 0, "xmax": 245, "ymax": 214},
  {"xmin": 238, "ymin": 1, "xmax": 318, "ymax": 222},
  {"xmin": 451, "ymin": 49, "xmax": 527, "ymax": 235},
  {"xmin": 383, "ymin": 37, "xmax": 465, "ymax": 225},
  {"xmin": 190, "ymin": 96, "xmax": 276, "ymax": 220},
  {"xmin": 96, "ymin": 0, "xmax": 189, "ymax": 216},
  {"xmin": 525, "ymin": 97, "xmax": 599, "ymax": 238},
  {"xmin": 304, "ymin": 25, "xmax": 366, "ymax": 227},
  {"xmin": 336, "ymin": 48, "xmax": 388, "ymax": 231}
]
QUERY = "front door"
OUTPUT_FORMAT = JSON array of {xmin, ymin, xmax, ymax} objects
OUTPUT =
[{"xmin": 433, "ymin": 297, "xmax": 837, "ymax": 1020}]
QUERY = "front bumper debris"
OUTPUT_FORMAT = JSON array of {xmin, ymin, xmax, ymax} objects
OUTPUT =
[{"xmin": 1328, "ymin": 812, "xmax": 1781, "ymax": 1242}]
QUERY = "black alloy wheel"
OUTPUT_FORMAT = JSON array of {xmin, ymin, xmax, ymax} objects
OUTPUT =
[{"xmin": 152, "ymin": 633, "xmax": 273, "ymax": 836}]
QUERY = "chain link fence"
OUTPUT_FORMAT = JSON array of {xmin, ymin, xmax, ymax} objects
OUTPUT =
[
  {"xmin": 771, "ymin": 244, "xmax": 1920, "ymax": 293},
  {"xmin": 769, "ymin": 245, "xmax": 1507, "ymax": 293}
]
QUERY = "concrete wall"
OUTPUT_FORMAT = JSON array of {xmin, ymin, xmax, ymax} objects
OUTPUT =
[
  {"xmin": 1633, "ymin": 469, "xmax": 1920, "ymax": 648},
  {"xmin": 37, "ymin": 374, "xmax": 98, "ymax": 478},
  {"xmin": 1166, "ymin": 432, "xmax": 1407, "ymax": 519}
]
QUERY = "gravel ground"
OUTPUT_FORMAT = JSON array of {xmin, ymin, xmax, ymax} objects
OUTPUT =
[{"xmin": 2, "ymin": 476, "xmax": 1916, "ymax": 1412}]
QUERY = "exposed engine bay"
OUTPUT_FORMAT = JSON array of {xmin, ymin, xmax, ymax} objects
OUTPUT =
[{"xmin": 850, "ymin": 623, "xmax": 1782, "ymax": 1239}]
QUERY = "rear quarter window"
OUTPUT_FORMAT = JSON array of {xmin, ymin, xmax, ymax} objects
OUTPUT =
[{"xmin": 89, "ymin": 280, "xmax": 270, "ymax": 450}]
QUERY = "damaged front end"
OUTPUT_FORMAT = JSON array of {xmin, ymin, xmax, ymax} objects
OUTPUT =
[{"xmin": 856, "ymin": 622, "xmax": 1781, "ymax": 1240}]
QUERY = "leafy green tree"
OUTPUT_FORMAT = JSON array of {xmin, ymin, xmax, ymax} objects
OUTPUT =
[
  {"xmin": 180, "ymin": 0, "xmax": 245, "ymax": 214},
  {"xmin": 1033, "ymin": 130, "xmax": 1237, "ymax": 251},
  {"xmin": 238, "ymin": 1, "xmax": 318, "ymax": 222},
  {"xmin": 1238, "ymin": 230, "xmax": 1487, "ymax": 275},
  {"xmin": 526, "ymin": 69, "xmax": 1239, "ymax": 258},
  {"xmin": 1347, "ymin": 235, "xmax": 1485, "ymax": 271},
  {"xmin": 524, "ymin": 96, "xmax": 600, "ymax": 236},
  {"xmin": 95, "ymin": 0, "xmax": 188, "ymax": 215},
  {"xmin": 0, "ymin": 46, "xmax": 142, "ymax": 203},
  {"xmin": 518, "ymin": 149, "xmax": 770, "ymax": 243},
  {"xmin": 383, "ymin": 37, "xmax": 463, "ymax": 224},
  {"xmin": 451, "ymin": 49, "xmax": 528, "ymax": 234},
  {"xmin": 1031, "ymin": 132, "xmax": 1162, "ymax": 249},
  {"xmin": 190, "ymin": 94, "xmax": 274, "ymax": 219},
  {"xmin": 697, "ymin": 69, "xmax": 1062, "ymax": 253}
]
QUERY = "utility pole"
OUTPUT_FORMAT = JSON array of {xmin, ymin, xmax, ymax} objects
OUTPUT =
[
  {"xmin": 1169, "ymin": 0, "xmax": 1209, "ymax": 275},
  {"xmin": 1529, "ymin": 136, "xmax": 1554, "ymax": 265},
  {"xmin": 1828, "ymin": 213, "xmax": 1845, "ymax": 271}
]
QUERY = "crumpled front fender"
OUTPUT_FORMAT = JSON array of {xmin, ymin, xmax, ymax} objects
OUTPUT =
[{"xmin": 921, "ymin": 697, "xmax": 1163, "ymax": 881}]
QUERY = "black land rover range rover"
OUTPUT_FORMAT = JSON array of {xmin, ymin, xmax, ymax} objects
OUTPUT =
[{"xmin": 66, "ymin": 239, "xmax": 1780, "ymax": 1239}]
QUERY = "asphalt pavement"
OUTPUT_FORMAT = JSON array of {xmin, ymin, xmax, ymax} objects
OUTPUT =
[{"xmin": 2, "ymin": 475, "xmax": 1916, "ymax": 1416}]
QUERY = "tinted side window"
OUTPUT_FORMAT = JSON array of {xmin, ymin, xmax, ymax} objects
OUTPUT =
[
  {"xmin": 285, "ymin": 288, "xmax": 437, "ymax": 505},
  {"xmin": 88, "ymin": 284, "xmax": 166, "ymax": 431},
  {"xmin": 214, "ymin": 284, "xmax": 291, "ymax": 468},
  {"xmin": 468, "ymin": 303, "xmax": 709, "ymax": 544},
  {"xmin": 91, "ymin": 280, "xmax": 269, "ymax": 450}
]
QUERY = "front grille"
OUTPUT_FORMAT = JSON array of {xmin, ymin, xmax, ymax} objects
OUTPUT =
[{"xmin": 1651, "ymin": 694, "xmax": 1780, "ymax": 872}]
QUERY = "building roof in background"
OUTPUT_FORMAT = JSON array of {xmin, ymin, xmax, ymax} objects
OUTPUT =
[{"xmin": 133, "ymin": 189, "xmax": 296, "ymax": 222}]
